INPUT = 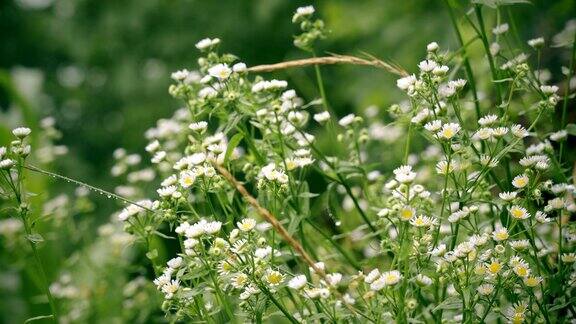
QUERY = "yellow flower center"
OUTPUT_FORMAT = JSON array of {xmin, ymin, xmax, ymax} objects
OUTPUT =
[
  {"xmin": 511, "ymin": 209, "xmax": 524, "ymax": 219},
  {"xmin": 515, "ymin": 266, "xmax": 529, "ymax": 277},
  {"xmin": 514, "ymin": 178, "xmax": 527, "ymax": 187},
  {"xmin": 286, "ymin": 160, "xmax": 297, "ymax": 171},
  {"xmin": 525, "ymin": 277, "xmax": 539, "ymax": 287},
  {"xmin": 400, "ymin": 208, "xmax": 414, "ymax": 220},
  {"xmin": 267, "ymin": 272, "xmax": 283, "ymax": 285},
  {"xmin": 442, "ymin": 129, "xmax": 454, "ymax": 138},
  {"xmin": 384, "ymin": 274, "xmax": 399, "ymax": 285},
  {"xmin": 488, "ymin": 262, "xmax": 502, "ymax": 274},
  {"xmin": 183, "ymin": 177, "xmax": 194, "ymax": 186}
]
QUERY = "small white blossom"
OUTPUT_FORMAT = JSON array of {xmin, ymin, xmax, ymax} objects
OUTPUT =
[
  {"xmin": 492, "ymin": 23, "xmax": 509, "ymax": 35},
  {"xmin": 195, "ymin": 37, "xmax": 220, "ymax": 50},
  {"xmin": 288, "ymin": 275, "xmax": 307, "ymax": 290},
  {"xmin": 208, "ymin": 64, "xmax": 232, "ymax": 80},
  {"xmin": 418, "ymin": 60, "xmax": 438, "ymax": 72},
  {"xmin": 12, "ymin": 127, "xmax": 31, "ymax": 138},
  {"xmin": 394, "ymin": 165, "xmax": 417, "ymax": 183},
  {"xmin": 313, "ymin": 111, "xmax": 331, "ymax": 123}
]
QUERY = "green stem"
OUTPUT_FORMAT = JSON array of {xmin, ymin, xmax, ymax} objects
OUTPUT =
[
  {"xmin": 404, "ymin": 121, "xmax": 412, "ymax": 164},
  {"xmin": 474, "ymin": 5, "xmax": 503, "ymax": 104},
  {"xmin": 312, "ymin": 51, "xmax": 331, "ymax": 114},
  {"xmin": 444, "ymin": 0, "xmax": 482, "ymax": 120},
  {"xmin": 559, "ymin": 31, "xmax": 576, "ymax": 163},
  {"xmin": 20, "ymin": 210, "xmax": 60, "ymax": 323},
  {"xmin": 15, "ymin": 164, "xmax": 59, "ymax": 322}
]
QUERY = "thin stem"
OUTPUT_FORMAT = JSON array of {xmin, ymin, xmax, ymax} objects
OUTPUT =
[
  {"xmin": 14, "ymin": 163, "xmax": 59, "ymax": 322},
  {"xmin": 312, "ymin": 51, "xmax": 331, "ymax": 114},
  {"xmin": 474, "ymin": 5, "xmax": 503, "ymax": 104},
  {"xmin": 20, "ymin": 209, "xmax": 60, "ymax": 323},
  {"xmin": 444, "ymin": 0, "xmax": 482, "ymax": 120},
  {"xmin": 559, "ymin": 31, "xmax": 576, "ymax": 163}
]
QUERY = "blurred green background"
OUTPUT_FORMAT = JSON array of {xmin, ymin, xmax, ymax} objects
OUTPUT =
[{"xmin": 1, "ymin": 0, "xmax": 574, "ymax": 322}]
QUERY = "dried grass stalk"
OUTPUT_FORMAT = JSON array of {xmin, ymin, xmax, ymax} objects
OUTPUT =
[
  {"xmin": 247, "ymin": 54, "xmax": 408, "ymax": 77},
  {"xmin": 213, "ymin": 163, "xmax": 327, "ymax": 277}
]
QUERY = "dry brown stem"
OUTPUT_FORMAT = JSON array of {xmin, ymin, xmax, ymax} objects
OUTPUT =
[
  {"xmin": 247, "ymin": 54, "xmax": 407, "ymax": 77},
  {"xmin": 213, "ymin": 163, "xmax": 327, "ymax": 277}
]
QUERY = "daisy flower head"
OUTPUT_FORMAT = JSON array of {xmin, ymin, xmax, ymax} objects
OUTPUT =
[
  {"xmin": 231, "ymin": 273, "xmax": 249, "ymax": 289},
  {"xmin": 509, "ymin": 240, "xmax": 530, "ymax": 251},
  {"xmin": 338, "ymin": 114, "xmax": 356, "ymax": 127},
  {"xmin": 492, "ymin": 23, "xmax": 509, "ymax": 35},
  {"xmin": 415, "ymin": 274, "xmax": 432, "ymax": 286},
  {"xmin": 425, "ymin": 120, "xmax": 443, "ymax": 132},
  {"xmin": 513, "ymin": 261, "xmax": 531, "ymax": 278},
  {"xmin": 512, "ymin": 174, "xmax": 529, "ymax": 189},
  {"xmin": 313, "ymin": 111, "xmax": 331, "ymax": 123},
  {"xmin": 394, "ymin": 165, "xmax": 417, "ymax": 183},
  {"xmin": 478, "ymin": 114, "xmax": 498, "ymax": 126},
  {"xmin": 410, "ymin": 215, "xmax": 437, "ymax": 228},
  {"xmin": 437, "ymin": 123, "xmax": 461, "ymax": 140},
  {"xmin": 179, "ymin": 170, "xmax": 197, "ymax": 188},
  {"xmin": 486, "ymin": 259, "xmax": 503, "ymax": 275},
  {"xmin": 492, "ymin": 227, "xmax": 509, "ymax": 241},
  {"xmin": 232, "ymin": 62, "xmax": 247, "ymax": 73},
  {"xmin": 204, "ymin": 221, "xmax": 222, "ymax": 235},
  {"xmin": 288, "ymin": 275, "xmax": 307, "ymax": 290},
  {"xmin": 477, "ymin": 283, "xmax": 495, "ymax": 295},
  {"xmin": 0, "ymin": 159, "xmax": 14, "ymax": 170},
  {"xmin": 511, "ymin": 124, "xmax": 529, "ymax": 138},
  {"xmin": 364, "ymin": 269, "xmax": 381, "ymax": 284},
  {"xmin": 208, "ymin": 63, "xmax": 232, "ymax": 80},
  {"xmin": 396, "ymin": 74, "xmax": 417, "ymax": 91},
  {"xmin": 473, "ymin": 127, "xmax": 494, "ymax": 141},
  {"xmin": 171, "ymin": 69, "xmax": 190, "ymax": 81},
  {"xmin": 524, "ymin": 276, "xmax": 543, "ymax": 287},
  {"xmin": 189, "ymin": 121, "xmax": 208, "ymax": 133},
  {"xmin": 399, "ymin": 206, "xmax": 416, "ymax": 221},
  {"xmin": 264, "ymin": 270, "xmax": 285, "ymax": 286},
  {"xmin": 292, "ymin": 5, "xmax": 315, "ymax": 23},
  {"xmin": 237, "ymin": 218, "xmax": 257, "ymax": 232},
  {"xmin": 540, "ymin": 85, "xmax": 559, "ymax": 96},
  {"xmin": 12, "ymin": 127, "xmax": 31, "ymax": 138},
  {"xmin": 499, "ymin": 191, "xmax": 517, "ymax": 202},
  {"xmin": 436, "ymin": 160, "xmax": 454, "ymax": 175},
  {"xmin": 195, "ymin": 37, "xmax": 220, "ymax": 50},
  {"xmin": 509, "ymin": 205, "xmax": 530, "ymax": 220},
  {"xmin": 561, "ymin": 253, "xmax": 576, "ymax": 263},
  {"xmin": 157, "ymin": 185, "xmax": 178, "ymax": 198},
  {"xmin": 381, "ymin": 270, "xmax": 402, "ymax": 286},
  {"xmin": 527, "ymin": 37, "xmax": 545, "ymax": 49},
  {"xmin": 418, "ymin": 60, "xmax": 438, "ymax": 73},
  {"xmin": 427, "ymin": 42, "xmax": 439, "ymax": 52}
]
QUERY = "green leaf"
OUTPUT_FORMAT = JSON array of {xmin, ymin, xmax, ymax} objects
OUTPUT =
[
  {"xmin": 154, "ymin": 231, "xmax": 175, "ymax": 240},
  {"xmin": 26, "ymin": 233, "xmax": 44, "ymax": 244},
  {"xmin": 548, "ymin": 296, "xmax": 576, "ymax": 312},
  {"xmin": 432, "ymin": 296, "xmax": 462, "ymax": 311},
  {"xmin": 24, "ymin": 315, "xmax": 54, "ymax": 323},
  {"xmin": 493, "ymin": 77, "xmax": 515, "ymax": 83},
  {"xmin": 224, "ymin": 133, "xmax": 243, "ymax": 164},
  {"xmin": 566, "ymin": 123, "xmax": 576, "ymax": 136},
  {"xmin": 472, "ymin": 0, "xmax": 531, "ymax": 8},
  {"xmin": 299, "ymin": 192, "xmax": 319, "ymax": 198}
]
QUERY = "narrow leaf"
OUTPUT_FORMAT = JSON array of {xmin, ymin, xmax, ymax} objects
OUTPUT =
[{"xmin": 224, "ymin": 133, "xmax": 243, "ymax": 164}]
